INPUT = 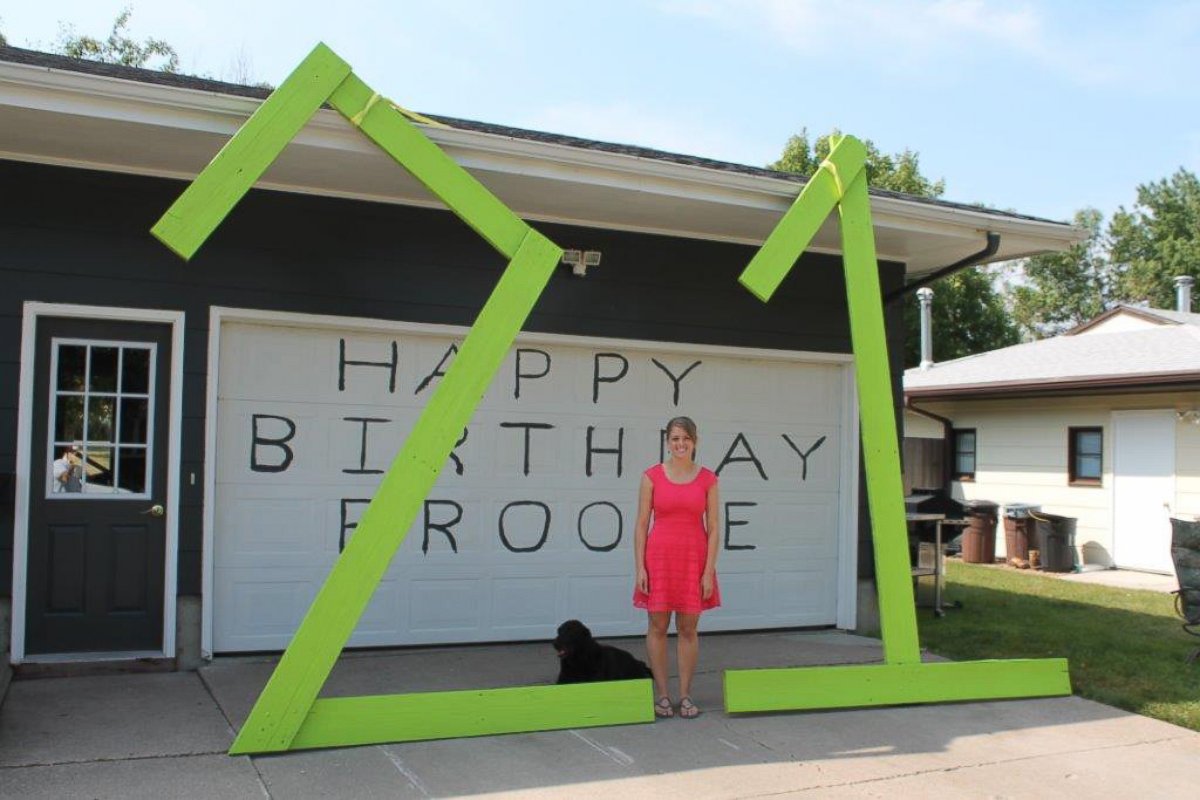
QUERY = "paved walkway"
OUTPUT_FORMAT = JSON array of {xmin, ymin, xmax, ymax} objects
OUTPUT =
[
  {"xmin": 2, "ymin": 630, "xmax": 1197, "ymax": 799},
  {"xmin": 1054, "ymin": 566, "xmax": 1180, "ymax": 593}
]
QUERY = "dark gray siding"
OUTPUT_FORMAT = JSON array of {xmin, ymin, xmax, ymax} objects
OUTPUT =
[{"xmin": 0, "ymin": 160, "xmax": 906, "ymax": 597}]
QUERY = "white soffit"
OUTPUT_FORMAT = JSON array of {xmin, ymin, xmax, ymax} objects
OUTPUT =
[{"xmin": 0, "ymin": 59, "xmax": 1086, "ymax": 275}]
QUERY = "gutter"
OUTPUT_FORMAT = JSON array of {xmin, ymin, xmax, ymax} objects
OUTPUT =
[
  {"xmin": 906, "ymin": 369, "xmax": 1200, "ymax": 400},
  {"xmin": 903, "ymin": 396, "xmax": 954, "ymax": 492},
  {"xmin": 884, "ymin": 232, "xmax": 1001, "ymax": 302}
]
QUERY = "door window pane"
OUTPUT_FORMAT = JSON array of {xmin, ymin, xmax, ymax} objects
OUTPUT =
[
  {"xmin": 89, "ymin": 347, "xmax": 119, "ymax": 392},
  {"xmin": 88, "ymin": 396, "xmax": 116, "ymax": 442},
  {"xmin": 116, "ymin": 448, "xmax": 147, "ymax": 494},
  {"xmin": 47, "ymin": 339, "xmax": 157, "ymax": 499},
  {"xmin": 54, "ymin": 395, "xmax": 85, "ymax": 441},
  {"xmin": 119, "ymin": 398, "xmax": 150, "ymax": 444},
  {"xmin": 56, "ymin": 345, "xmax": 87, "ymax": 391},
  {"xmin": 121, "ymin": 348, "xmax": 150, "ymax": 393},
  {"xmin": 80, "ymin": 446, "xmax": 115, "ymax": 491}
]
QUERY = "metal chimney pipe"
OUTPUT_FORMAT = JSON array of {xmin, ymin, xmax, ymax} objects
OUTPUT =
[
  {"xmin": 917, "ymin": 287, "xmax": 934, "ymax": 370},
  {"xmin": 1175, "ymin": 276, "xmax": 1194, "ymax": 313}
]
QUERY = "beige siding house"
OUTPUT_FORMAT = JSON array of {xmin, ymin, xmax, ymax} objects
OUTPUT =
[{"xmin": 904, "ymin": 293, "xmax": 1200, "ymax": 574}]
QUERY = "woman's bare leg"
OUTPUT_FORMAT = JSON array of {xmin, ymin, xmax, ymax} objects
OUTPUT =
[
  {"xmin": 646, "ymin": 611, "xmax": 672, "ymax": 702},
  {"xmin": 676, "ymin": 612, "xmax": 700, "ymax": 705}
]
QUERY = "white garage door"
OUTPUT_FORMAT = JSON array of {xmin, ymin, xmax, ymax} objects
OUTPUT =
[{"xmin": 210, "ymin": 315, "xmax": 854, "ymax": 652}]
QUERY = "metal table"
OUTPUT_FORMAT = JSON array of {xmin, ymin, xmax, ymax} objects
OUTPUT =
[{"xmin": 907, "ymin": 512, "xmax": 966, "ymax": 617}]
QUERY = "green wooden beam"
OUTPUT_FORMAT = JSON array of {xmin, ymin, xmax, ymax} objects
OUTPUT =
[
  {"xmin": 733, "ymin": 134, "xmax": 1071, "ymax": 707},
  {"xmin": 273, "ymin": 680, "xmax": 654, "ymax": 752},
  {"xmin": 835, "ymin": 171, "xmax": 920, "ymax": 664},
  {"xmin": 151, "ymin": 43, "xmax": 351, "ymax": 260},
  {"xmin": 739, "ymin": 136, "xmax": 866, "ymax": 303},
  {"xmin": 739, "ymin": 136, "xmax": 919, "ymax": 664},
  {"xmin": 724, "ymin": 659, "xmax": 1071, "ymax": 713},
  {"xmin": 230, "ymin": 229, "xmax": 561, "ymax": 754},
  {"xmin": 329, "ymin": 74, "xmax": 528, "ymax": 260}
]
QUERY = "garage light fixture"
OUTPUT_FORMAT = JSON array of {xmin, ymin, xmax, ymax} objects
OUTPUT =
[{"xmin": 561, "ymin": 249, "xmax": 601, "ymax": 277}]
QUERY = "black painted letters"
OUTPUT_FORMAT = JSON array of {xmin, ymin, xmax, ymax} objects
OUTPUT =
[
  {"xmin": 250, "ymin": 414, "xmax": 296, "ymax": 473},
  {"xmin": 724, "ymin": 501, "xmax": 757, "ymax": 551},
  {"xmin": 338, "ymin": 338, "xmax": 398, "ymax": 393}
]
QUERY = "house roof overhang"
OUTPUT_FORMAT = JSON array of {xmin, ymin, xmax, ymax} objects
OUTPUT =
[
  {"xmin": 905, "ymin": 371, "xmax": 1200, "ymax": 402},
  {"xmin": 0, "ymin": 52, "xmax": 1087, "ymax": 277}
]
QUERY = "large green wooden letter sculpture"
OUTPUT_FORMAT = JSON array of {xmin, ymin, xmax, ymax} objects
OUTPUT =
[
  {"xmin": 153, "ymin": 44, "xmax": 652, "ymax": 754},
  {"xmin": 723, "ymin": 136, "xmax": 1070, "ymax": 711},
  {"xmin": 155, "ymin": 45, "xmax": 1069, "ymax": 753}
]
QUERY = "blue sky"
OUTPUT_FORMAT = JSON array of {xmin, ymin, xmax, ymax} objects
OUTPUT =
[{"xmin": 3, "ymin": 1, "xmax": 1198, "ymax": 224}]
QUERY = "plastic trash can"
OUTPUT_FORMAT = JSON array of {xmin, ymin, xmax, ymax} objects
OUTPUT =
[
  {"xmin": 1030, "ymin": 512, "xmax": 1078, "ymax": 573},
  {"xmin": 961, "ymin": 500, "xmax": 999, "ymax": 564},
  {"xmin": 1003, "ymin": 503, "xmax": 1041, "ymax": 567}
]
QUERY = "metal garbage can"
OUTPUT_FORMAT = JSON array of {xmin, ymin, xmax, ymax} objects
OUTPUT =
[
  {"xmin": 961, "ymin": 500, "xmax": 999, "ymax": 564},
  {"xmin": 1030, "ymin": 512, "xmax": 1078, "ymax": 572},
  {"xmin": 1003, "ymin": 503, "xmax": 1041, "ymax": 567}
]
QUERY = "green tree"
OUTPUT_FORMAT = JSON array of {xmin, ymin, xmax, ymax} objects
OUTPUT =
[
  {"xmin": 905, "ymin": 267, "xmax": 1019, "ymax": 364},
  {"xmin": 55, "ymin": 6, "xmax": 179, "ymax": 73},
  {"xmin": 1010, "ymin": 208, "xmax": 1110, "ymax": 338},
  {"xmin": 769, "ymin": 129, "xmax": 1017, "ymax": 367},
  {"xmin": 1108, "ymin": 168, "xmax": 1200, "ymax": 307},
  {"xmin": 769, "ymin": 128, "xmax": 945, "ymax": 197}
]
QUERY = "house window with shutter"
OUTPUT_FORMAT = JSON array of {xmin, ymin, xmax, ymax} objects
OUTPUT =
[
  {"xmin": 1069, "ymin": 427, "xmax": 1103, "ymax": 485},
  {"xmin": 952, "ymin": 428, "xmax": 976, "ymax": 481}
]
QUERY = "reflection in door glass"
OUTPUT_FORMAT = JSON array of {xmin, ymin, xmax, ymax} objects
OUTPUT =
[
  {"xmin": 117, "ymin": 447, "xmax": 147, "ymax": 493},
  {"xmin": 54, "ymin": 395, "xmax": 84, "ymax": 441},
  {"xmin": 56, "ymin": 345, "xmax": 86, "ymax": 391},
  {"xmin": 122, "ymin": 348, "xmax": 150, "ymax": 393},
  {"xmin": 89, "ymin": 347, "xmax": 119, "ymax": 392},
  {"xmin": 119, "ymin": 398, "xmax": 149, "ymax": 443},
  {"xmin": 48, "ymin": 340, "xmax": 155, "ymax": 498}
]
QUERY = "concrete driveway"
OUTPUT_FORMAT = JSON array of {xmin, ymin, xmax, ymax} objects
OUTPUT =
[{"xmin": 1, "ymin": 630, "xmax": 1197, "ymax": 798}]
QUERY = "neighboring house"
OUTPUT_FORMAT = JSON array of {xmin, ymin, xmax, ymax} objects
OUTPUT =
[
  {"xmin": 0, "ymin": 45, "xmax": 1082, "ymax": 669},
  {"xmin": 904, "ymin": 283, "xmax": 1200, "ymax": 574}
]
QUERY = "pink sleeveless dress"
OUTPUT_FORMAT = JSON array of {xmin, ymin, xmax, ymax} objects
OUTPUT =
[{"xmin": 633, "ymin": 464, "xmax": 721, "ymax": 614}]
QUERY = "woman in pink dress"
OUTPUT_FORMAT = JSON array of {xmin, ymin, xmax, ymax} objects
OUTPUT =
[{"xmin": 633, "ymin": 416, "xmax": 720, "ymax": 718}]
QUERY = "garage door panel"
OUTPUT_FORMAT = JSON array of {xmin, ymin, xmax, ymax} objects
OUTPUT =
[
  {"xmin": 705, "ymin": 572, "xmax": 766, "ymax": 627},
  {"xmin": 491, "ymin": 577, "xmax": 562, "ymax": 632},
  {"xmin": 214, "ymin": 570, "xmax": 318, "ymax": 652},
  {"xmin": 212, "ymin": 320, "xmax": 851, "ymax": 651},
  {"xmin": 769, "ymin": 570, "xmax": 838, "ymax": 620},
  {"xmin": 408, "ymin": 578, "xmax": 486, "ymax": 635},
  {"xmin": 214, "ymin": 496, "xmax": 323, "ymax": 567},
  {"xmin": 567, "ymin": 575, "xmax": 639, "ymax": 627}
]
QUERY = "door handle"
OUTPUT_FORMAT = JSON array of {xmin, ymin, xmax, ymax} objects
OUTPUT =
[{"xmin": 142, "ymin": 504, "xmax": 165, "ymax": 517}]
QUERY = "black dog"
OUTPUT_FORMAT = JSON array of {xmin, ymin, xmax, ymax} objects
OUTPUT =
[{"xmin": 553, "ymin": 620, "xmax": 652, "ymax": 684}]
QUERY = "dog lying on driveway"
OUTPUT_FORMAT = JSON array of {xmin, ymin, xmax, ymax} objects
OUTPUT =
[{"xmin": 553, "ymin": 619, "xmax": 652, "ymax": 684}]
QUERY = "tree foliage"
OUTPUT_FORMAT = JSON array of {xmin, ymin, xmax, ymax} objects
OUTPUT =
[
  {"xmin": 55, "ymin": 7, "xmax": 178, "ymax": 73},
  {"xmin": 1010, "ymin": 208, "xmax": 1110, "ymax": 338},
  {"xmin": 1011, "ymin": 168, "xmax": 1200, "ymax": 337},
  {"xmin": 769, "ymin": 128, "xmax": 1016, "ymax": 367},
  {"xmin": 1108, "ymin": 168, "xmax": 1200, "ymax": 308},
  {"xmin": 905, "ymin": 267, "xmax": 1019, "ymax": 365},
  {"xmin": 769, "ymin": 128, "xmax": 946, "ymax": 198}
]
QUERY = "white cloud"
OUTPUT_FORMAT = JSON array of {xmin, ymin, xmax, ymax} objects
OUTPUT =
[{"xmin": 661, "ymin": 0, "xmax": 1199, "ymax": 92}]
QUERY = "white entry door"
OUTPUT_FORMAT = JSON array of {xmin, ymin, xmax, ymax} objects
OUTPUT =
[{"xmin": 1112, "ymin": 410, "xmax": 1175, "ymax": 573}]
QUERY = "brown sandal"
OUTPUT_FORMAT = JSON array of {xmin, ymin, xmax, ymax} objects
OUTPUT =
[
  {"xmin": 654, "ymin": 696, "xmax": 674, "ymax": 718},
  {"xmin": 678, "ymin": 696, "xmax": 700, "ymax": 719}
]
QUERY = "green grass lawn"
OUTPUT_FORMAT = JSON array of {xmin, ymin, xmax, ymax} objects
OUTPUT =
[{"xmin": 917, "ymin": 559, "xmax": 1200, "ymax": 732}]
